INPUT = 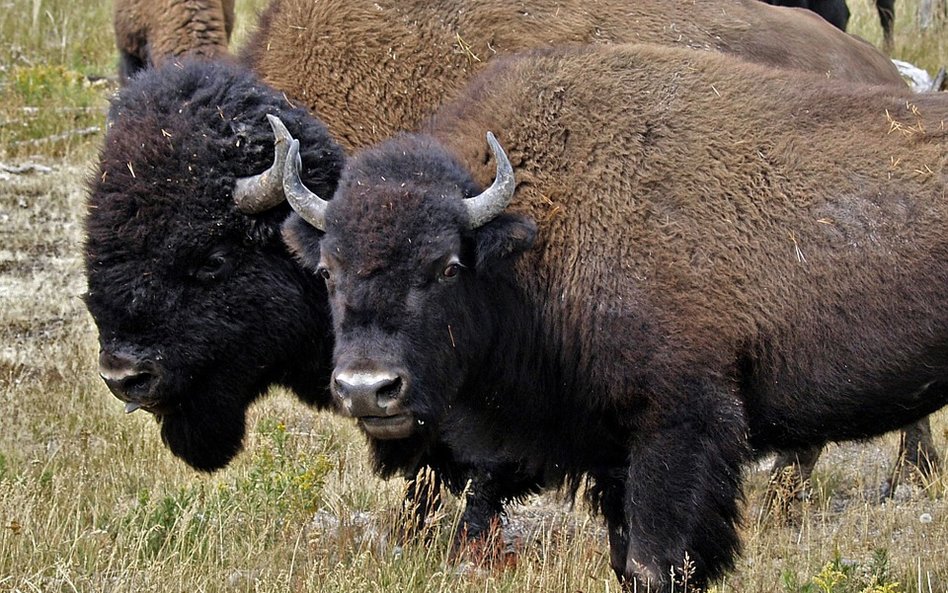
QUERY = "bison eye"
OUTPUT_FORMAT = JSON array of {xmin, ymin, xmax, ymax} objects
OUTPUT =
[
  {"xmin": 440, "ymin": 261, "xmax": 463, "ymax": 282},
  {"xmin": 316, "ymin": 267, "xmax": 331, "ymax": 281},
  {"xmin": 193, "ymin": 249, "xmax": 235, "ymax": 282}
]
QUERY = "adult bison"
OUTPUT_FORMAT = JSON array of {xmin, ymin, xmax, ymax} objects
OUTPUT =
[
  {"xmin": 86, "ymin": 0, "xmax": 911, "ymax": 549},
  {"xmin": 241, "ymin": 0, "xmax": 902, "ymax": 150},
  {"xmin": 762, "ymin": 0, "xmax": 897, "ymax": 53},
  {"xmin": 763, "ymin": 0, "xmax": 851, "ymax": 31},
  {"xmin": 87, "ymin": 61, "xmax": 344, "ymax": 471},
  {"xmin": 113, "ymin": 0, "xmax": 235, "ymax": 83},
  {"xmin": 280, "ymin": 43, "xmax": 948, "ymax": 590}
]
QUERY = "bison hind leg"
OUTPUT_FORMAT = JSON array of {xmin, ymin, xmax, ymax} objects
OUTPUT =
[
  {"xmin": 118, "ymin": 49, "xmax": 147, "ymax": 85},
  {"xmin": 885, "ymin": 416, "xmax": 941, "ymax": 498}
]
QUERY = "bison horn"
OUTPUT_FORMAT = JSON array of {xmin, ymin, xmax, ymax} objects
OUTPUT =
[
  {"xmin": 232, "ymin": 114, "xmax": 292, "ymax": 214},
  {"xmin": 283, "ymin": 137, "xmax": 330, "ymax": 231},
  {"xmin": 464, "ymin": 132, "xmax": 516, "ymax": 229}
]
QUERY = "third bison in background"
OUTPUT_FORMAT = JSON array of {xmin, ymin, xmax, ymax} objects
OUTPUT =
[
  {"xmin": 762, "ymin": 0, "xmax": 896, "ymax": 52},
  {"xmin": 113, "ymin": 0, "xmax": 235, "ymax": 83}
]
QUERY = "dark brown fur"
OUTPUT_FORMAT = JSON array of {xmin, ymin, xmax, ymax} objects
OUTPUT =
[
  {"xmin": 241, "ymin": 0, "xmax": 903, "ymax": 150},
  {"xmin": 114, "ymin": 0, "xmax": 235, "ymax": 83},
  {"xmin": 286, "ymin": 44, "xmax": 948, "ymax": 590}
]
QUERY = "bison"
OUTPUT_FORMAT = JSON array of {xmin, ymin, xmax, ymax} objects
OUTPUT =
[
  {"xmin": 241, "ymin": 0, "xmax": 903, "ymax": 150},
  {"xmin": 113, "ymin": 0, "xmax": 235, "ymax": 83},
  {"xmin": 763, "ymin": 0, "xmax": 851, "ymax": 31},
  {"xmin": 280, "ymin": 42, "xmax": 948, "ymax": 590},
  {"xmin": 762, "ymin": 0, "xmax": 896, "ymax": 53},
  {"xmin": 86, "ymin": 0, "xmax": 914, "ymax": 550}
]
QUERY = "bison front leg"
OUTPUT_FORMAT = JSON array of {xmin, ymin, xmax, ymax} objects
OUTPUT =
[
  {"xmin": 614, "ymin": 387, "xmax": 749, "ymax": 591},
  {"xmin": 396, "ymin": 465, "xmax": 444, "ymax": 543},
  {"xmin": 451, "ymin": 463, "xmax": 538, "ymax": 567}
]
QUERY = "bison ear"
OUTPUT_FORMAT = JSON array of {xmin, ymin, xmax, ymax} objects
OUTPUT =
[
  {"xmin": 473, "ymin": 213, "xmax": 537, "ymax": 271},
  {"xmin": 281, "ymin": 212, "xmax": 323, "ymax": 270}
]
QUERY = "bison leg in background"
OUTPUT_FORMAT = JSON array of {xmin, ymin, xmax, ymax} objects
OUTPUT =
[
  {"xmin": 762, "ymin": 445, "xmax": 821, "ymax": 523},
  {"xmin": 765, "ymin": 416, "xmax": 940, "ymax": 514},
  {"xmin": 877, "ymin": 0, "xmax": 896, "ymax": 53},
  {"xmin": 398, "ymin": 461, "xmax": 538, "ymax": 565},
  {"xmin": 453, "ymin": 468, "xmax": 508, "ymax": 544},
  {"xmin": 397, "ymin": 463, "xmax": 507, "ymax": 547},
  {"xmin": 117, "ymin": 49, "xmax": 148, "ymax": 83},
  {"xmin": 593, "ymin": 474, "xmax": 632, "ymax": 586},
  {"xmin": 607, "ymin": 380, "xmax": 749, "ymax": 592},
  {"xmin": 449, "ymin": 465, "xmax": 519, "ymax": 566},
  {"xmin": 889, "ymin": 416, "xmax": 941, "ymax": 492},
  {"xmin": 452, "ymin": 464, "xmax": 542, "ymax": 566},
  {"xmin": 762, "ymin": 0, "xmax": 850, "ymax": 31}
]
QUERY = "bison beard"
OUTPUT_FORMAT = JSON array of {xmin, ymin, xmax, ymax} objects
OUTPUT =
[{"xmin": 282, "ymin": 44, "xmax": 948, "ymax": 590}]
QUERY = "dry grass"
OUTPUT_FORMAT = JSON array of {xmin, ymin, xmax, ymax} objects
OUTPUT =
[
  {"xmin": 848, "ymin": 0, "xmax": 947, "ymax": 72},
  {"xmin": 0, "ymin": 0, "xmax": 946, "ymax": 591}
]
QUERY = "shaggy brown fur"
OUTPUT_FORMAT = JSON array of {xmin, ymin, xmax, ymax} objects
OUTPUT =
[
  {"xmin": 113, "ymin": 0, "xmax": 235, "ymax": 83},
  {"xmin": 284, "ymin": 43, "xmax": 947, "ymax": 590},
  {"xmin": 241, "ymin": 0, "xmax": 903, "ymax": 150}
]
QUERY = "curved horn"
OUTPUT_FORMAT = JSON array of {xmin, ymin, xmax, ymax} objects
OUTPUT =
[
  {"xmin": 233, "ymin": 114, "xmax": 292, "ymax": 213},
  {"xmin": 283, "ymin": 137, "xmax": 330, "ymax": 231},
  {"xmin": 464, "ymin": 132, "xmax": 516, "ymax": 229}
]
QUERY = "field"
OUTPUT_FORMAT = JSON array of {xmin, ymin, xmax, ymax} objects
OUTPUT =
[{"xmin": 0, "ymin": 0, "xmax": 946, "ymax": 591}]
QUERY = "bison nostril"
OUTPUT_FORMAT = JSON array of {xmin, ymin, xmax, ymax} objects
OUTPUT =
[
  {"xmin": 98, "ymin": 349, "xmax": 161, "ymax": 403},
  {"xmin": 376, "ymin": 376, "xmax": 403, "ymax": 402},
  {"xmin": 120, "ymin": 372, "xmax": 158, "ymax": 399},
  {"xmin": 332, "ymin": 376, "xmax": 350, "ymax": 399},
  {"xmin": 101, "ymin": 370, "xmax": 158, "ymax": 400}
]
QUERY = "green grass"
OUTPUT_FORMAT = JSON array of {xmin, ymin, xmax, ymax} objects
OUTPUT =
[
  {"xmin": 0, "ymin": 0, "xmax": 946, "ymax": 591},
  {"xmin": 0, "ymin": 0, "xmax": 269, "ymax": 159}
]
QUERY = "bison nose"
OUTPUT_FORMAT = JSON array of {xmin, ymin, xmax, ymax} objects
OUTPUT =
[
  {"xmin": 98, "ymin": 349, "xmax": 161, "ymax": 412},
  {"xmin": 332, "ymin": 368, "xmax": 408, "ymax": 417}
]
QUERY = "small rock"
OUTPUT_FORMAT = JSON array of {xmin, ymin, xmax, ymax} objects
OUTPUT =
[
  {"xmin": 892, "ymin": 483, "xmax": 920, "ymax": 503},
  {"xmin": 920, "ymin": 513, "xmax": 933, "ymax": 524},
  {"xmin": 226, "ymin": 570, "xmax": 259, "ymax": 589}
]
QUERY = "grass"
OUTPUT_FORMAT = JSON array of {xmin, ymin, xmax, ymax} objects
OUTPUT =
[
  {"xmin": 848, "ymin": 0, "xmax": 947, "ymax": 72},
  {"xmin": 0, "ymin": 0, "xmax": 946, "ymax": 591}
]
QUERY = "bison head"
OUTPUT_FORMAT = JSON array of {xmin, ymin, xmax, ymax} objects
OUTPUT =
[
  {"xmin": 84, "ymin": 60, "xmax": 345, "ymax": 471},
  {"xmin": 282, "ymin": 131, "xmax": 536, "ymax": 442}
]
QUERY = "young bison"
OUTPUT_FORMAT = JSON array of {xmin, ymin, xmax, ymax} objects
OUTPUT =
[{"xmin": 281, "ymin": 43, "xmax": 948, "ymax": 590}]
